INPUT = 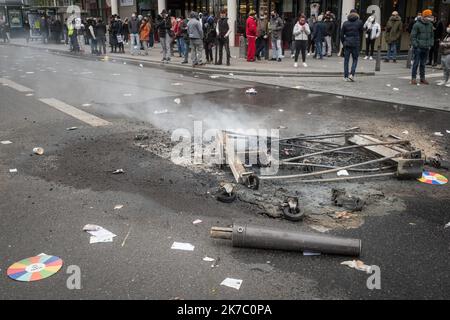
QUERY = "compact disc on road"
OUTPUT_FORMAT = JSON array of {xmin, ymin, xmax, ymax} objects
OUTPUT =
[
  {"xmin": 418, "ymin": 171, "xmax": 448, "ymax": 185},
  {"xmin": 7, "ymin": 255, "xmax": 63, "ymax": 281}
]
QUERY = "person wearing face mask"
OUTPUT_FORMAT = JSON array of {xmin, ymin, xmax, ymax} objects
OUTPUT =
[
  {"xmin": 129, "ymin": 13, "xmax": 140, "ymax": 55},
  {"xmin": 363, "ymin": 14, "xmax": 380, "ymax": 60},
  {"xmin": 256, "ymin": 12, "xmax": 269, "ymax": 60},
  {"xmin": 437, "ymin": 24, "xmax": 450, "ymax": 87},
  {"xmin": 292, "ymin": 14, "xmax": 310, "ymax": 68},
  {"xmin": 269, "ymin": 10, "xmax": 284, "ymax": 62},
  {"xmin": 410, "ymin": 9, "xmax": 434, "ymax": 85},
  {"xmin": 384, "ymin": 11, "xmax": 402, "ymax": 63}
]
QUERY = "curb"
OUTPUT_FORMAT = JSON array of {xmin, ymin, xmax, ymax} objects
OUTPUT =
[{"xmin": 3, "ymin": 42, "xmax": 376, "ymax": 78}]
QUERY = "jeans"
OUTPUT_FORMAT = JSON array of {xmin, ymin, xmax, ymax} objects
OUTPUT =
[
  {"xmin": 183, "ymin": 40, "xmax": 190, "ymax": 62},
  {"xmin": 130, "ymin": 33, "xmax": 140, "ymax": 55},
  {"xmin": 97, "ymin": 37, "xmax": 106, "ymax": 54},
  {"xmin": 442, "ymin": 54, "xmax": 450, "ymax": 83},
  {"xmin": 218, "ymin": 37, "xmax": 231, "ymax": 64},
  {"xmin": 89, "ymin": 38, "xmax": 97, "ymax": 54},
  {"xmin": 176, "ymin": 37, "xmax": 186, "ymax": 57},
  {"xmin": 412, "ymin": 47, "xmax": 429, "ymax": 80},
  {"xmin": 387, "ymin": 42, "xmax": 397, "ymax": 60},
  {"xmin": 190, "ymin": 38, "xmax": 203, "ymax": 64},
  {"xmin": 141, "ymin": 40, "xmax": 149, "ymax": 55},
  {"xmin": 314, "ymin": 39, "xmax": 323, "ymax": 59},
  {"xmin": 324, "ymin": 35, "xmax": 332, "ymax": 56},
  {"xmin": 271, "ymin": 39, "xmax": 282, "ymax": 59},
  {"xmin": 160, "ymin": 35, "xmax": 172, "ymax": 60},
  {"xmin": 256, "ymin": 37, "xmax": 268, "ymax": 59},
  {"xmin": 344, "ymin": 46, "xmax": 359, "ymax": 78},
  {"xmin": 365, "ymin": 38, "xmax": 375, "ymax": 57},
  {"xmin": 294, "ymin": 40, "xmax": 308, "ymax": 63}
]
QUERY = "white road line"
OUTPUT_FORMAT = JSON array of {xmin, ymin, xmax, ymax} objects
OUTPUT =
[
  {"xmin": 0, "ymin": 77, "xmax": 34, "ymax": 92},
  {"xmin": 398, "ymin": 73, "xmax": 443, "ymax": 79},
  {"xmin": 39, "ymin": 98, "xmax": 111, "ymax": 127}
]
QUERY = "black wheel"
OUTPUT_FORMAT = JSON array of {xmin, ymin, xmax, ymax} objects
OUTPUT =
[
  {"xmin": 246, "ymin": 174, "xmax": 260, "ymax": 190},
  {"xmin": 216, "ymin": 191, "xmax": 237, "ymax": 203},
  {"xmin": 282, "ymin": 206, "xmax": 304, "ymax": 222}
]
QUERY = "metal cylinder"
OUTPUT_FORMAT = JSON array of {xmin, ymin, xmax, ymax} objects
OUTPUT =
[{"xmin": 231, "ymin": 224, "xmax": 361, "ymax": 257}]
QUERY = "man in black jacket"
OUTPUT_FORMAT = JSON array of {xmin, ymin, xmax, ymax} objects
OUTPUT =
[
  {"xmin": 216, "ymin": 10, "xmax": 231, "ymax": 65},
  {"xmin": 340, "ymin": 9, "xmax": 363, "ymax": 81},
  {"xmin": 157, "ymin": 10, "xmax": 173, "ymax": 62},
  {"xmin": 95, "ymin": 19, "xmax": 107, "ymax": 55},
  {"xmin": 428, "ymin": 16, "xmax": 444, "ymax": 66}
]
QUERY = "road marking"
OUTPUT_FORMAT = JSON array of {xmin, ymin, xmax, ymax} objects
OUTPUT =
[
  {"xmin": 39, "ymin": 98, "xmax": 111, "ymax": 127},
  {"xmin": 398, "ymin": 73, "xmax": 443, "ymax": 79},
  {"xmin": 0, "ymin": 78, "xmax": 34, "ymax": 92}
]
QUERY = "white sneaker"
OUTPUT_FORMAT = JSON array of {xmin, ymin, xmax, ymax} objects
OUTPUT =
[
  {"xmin": 294, "ymin": 63, "xmax": 298, "ymax": 68},
  {"xmin": 291, "ymin": 54, "xmax": 295, "ymax": 59},
  {"xmin": 343, "ymin": 77, "xmax": 350, "ymax": 82},
  {"xmin": 349, "ymin": 75, "xmax": 355, "ymax": 82},
  {"xmin": 364, "ymin": 56, "xmax": 368, "ymax": 60},
  {"xmin": 446, "ymin": 82, "xmax": 450, "ymax": 88},
  {"xmin": 437, "ymin": 80, "xmax": 445, "ymax": 86},
  {"xmin": 369, "ymin": 56, "xmax": 373, "ymax": 60},
  {"xmin": 303, "ymin": 62, "xmax": 308, "ymax": 67},
  {"xmin": 307, "ymin": 52, "xmax": 311, "ymax": 56}
]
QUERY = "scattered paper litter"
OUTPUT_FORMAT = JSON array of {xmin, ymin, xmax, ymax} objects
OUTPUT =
[
  {"xmin": 66, "ymin": 127, "xmax": 78, "ymax": 131},
  {"xmin": 203, "ymin": 257, "xmax": 215, "ymax": 262},
  {"xmin": 82, "ymin": 103, "xmax": 91, "ymax": 107},
  {"xmin": 139, "ymin": 64, "xmax": 144, "ymax": 68},
  {"xmin": 154, "ymin": 109, "xmax": 169, "ymax": 114},
  {"xmin": 278, "ymin": 109, "xmax": 284, "ymax": 112},
  {"xmin": 1, "ymin": 140, "xmax": 12, "ymax": 144},
  {"xmin": 123, "ymin": 62, "xmax": 127, "ymax": 65},
  {"xmin": 446, "ymin": 130, "xmax": 450, "ymax": 134},
  {"xmin": 33, "ymin": 147, "xmax": 44, "ymax": 155},
  {"xmin": 9, "ymin": 168, "xmax": 18, "ymax": 173},
  {"xmin": 303, "ymin": 251, "xmax": 321, "ymax": 256},
  {"xmin": 192, "ymin": 219, "xmax": 202, "ymax": 225},
  {"xmin": 337, "ymin": 170, "xmax": 349, "ymax": 176},
  {"xmin": 25, "ymin": 71, "xmax": 34, "ymax": 74},
  {"xmin": 210, "ymin": 75, "xmax": 220, "ymax": 79},
  {"xmin": 434, "ymin": 132, "xmax": 444, "ymax": 137},
  {"xmin": 171, "ymin": 83, "xmax": 182, "ymax": 86},
  {"xmin": 114, "ymin": 204, "xmax": 124, "ymax": 210},
  {"xmin": 112, "ymin": 73, "xmax": 121, "ymax": 76},
  {"xmin": 386, "ymin": 84, "xmax": 391, "ymax": 87},
  {"xmin": 341, "ymin": 260, "xmax": 372, "ymax": 273},
  {"xmin": 444, "ymin": 222, "xmax": 450, "ymax": 229},
  {"xmin": 83, "ymin": 224, "xmax": 116, "ymax": 243},
  {"xmin": 123, "ymin": 93, "xmax": 132, "ymax": 97},
  {"xmin": 171, "ymin": 242, "xmax": 195, "ymax": 251},
  {"xmin": 112, "ymin": 169, "xmax": 124, "ymax": 174},
  {"xmin": 310, "ymin": 225, "xmax": 330, "ymax": 233},
  {"xmin": 393, "ymin": 87, "xmax": 400, "ymax": 91},
  {"xmin": 25, "ymin": 93, "xmax": 34, "ymax": 96},
  {"xmin": 229, "ymin": 73, "xmax": 234, "ymax": 76},
  {"xmin": 174, "ymin": 98, "xmax": 181, "ymax": 104},
  {"xmin": 245, "ymin": 88, "xmax": 257, "ymax": 95},
  {"xmin": 220, "ymin": 278, "xmax": 242, "ymax": 290},
  {"xmin": 402, "ymin": 130, "xmax": 409, "ymax": 135}
]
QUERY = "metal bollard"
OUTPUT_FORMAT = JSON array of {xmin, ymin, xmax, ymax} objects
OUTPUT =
[
  {"xmin": 375, "ymin": 45, "xmax": 381, "ymax": 72},
  {"xmin": 211, "ymin": 224, "xmax": 362, "ymax": 257}
]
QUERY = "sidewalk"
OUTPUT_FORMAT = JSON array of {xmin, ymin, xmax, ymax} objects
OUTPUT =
[{"xmin": 0, "ymin": 38, "xmax": 411, "ymax": 77}]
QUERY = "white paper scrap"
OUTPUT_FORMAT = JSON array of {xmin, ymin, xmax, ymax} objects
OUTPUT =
[
  {"xmin": 171, "ymin": 242, "xmax": 195, "ymax": 251},
  {"xmin": 337, "ymin": 170, "xmax": 349, "ymax": 176},
  {"xmin": 220, "ymin": 278, "xmax": 243, "ymax": 290}
]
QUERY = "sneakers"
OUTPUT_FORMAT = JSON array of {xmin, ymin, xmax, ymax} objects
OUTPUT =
[
  {"xmin": 393, "ymin": 59, "xmax": 397, "ymax": 63},
  {"xmin": 369, "ymin": 56, "xmax": 373, "ymax": 60},
  {"xmin": 364, "ymin": 56, "xmax": 369, "ymax": 60},
  {"xmin": 343, "ymin": 77, "xmax": 350, "ymax": 82},
  {"xmin": 437, "ymin": 80, "xmax": 446, "ymax": 86},
  {"xmin": 291, "ymin": 54, "xmax": 295, "ymax": 59},
  {"xmin": 277, "ymin": 58, "xmax": 282, "ymax": 62},
  {"xmin": 307, "ymin": 52, "xmax": 311, "ymax": 56},
  {"xmin": 294, "ymin": 62, "xmax": 298, "ymax": 68},
  {"xmin": 420, "ymin": 79, "xmax": 429, "ymax": 85},
  {"xmin": 411, "ymin": 79, "xmax": 417, "ymax": 85},
  {"xmin": 446, "ymin": 83, "xmax": 450, "ymax": 88},
  {"xmin": 303, "ymin": 62, "xmax": 308, "ymax": 68},
  {"xmin": 349, "ymin": 75, "xmax": 355, "ymax": 82}
]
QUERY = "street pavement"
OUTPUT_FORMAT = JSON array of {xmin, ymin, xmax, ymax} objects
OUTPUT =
[{"xmin": 0, "ymin": 45, "xmax": 449, "ymax": 300}]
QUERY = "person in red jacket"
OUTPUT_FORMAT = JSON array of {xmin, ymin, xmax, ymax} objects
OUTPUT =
[{"xmin": 246, "ymin": 10, "xmax": 257, "ymax": 62}]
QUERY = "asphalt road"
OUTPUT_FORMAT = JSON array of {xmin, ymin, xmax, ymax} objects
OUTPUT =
[{"xmin": 0, "ymin": 46, "xmax": 449, "ymax": 300}]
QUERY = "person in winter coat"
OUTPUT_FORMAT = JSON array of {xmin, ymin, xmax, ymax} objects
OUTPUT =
[
  {"xmin": 187, "ymin": 11, "xmax": 204, "ymax": 66},
  {"xmin": 269, "ymin": 10, "xmax": 284, "ymax": 61},
  {"xmin": 256, "ymin": 12, "xmax": 269, "ymax": 60},
  {"xmin": 216, "ymin": 9, "xmax": 231, "ymax": 65},
  {"xmin": 180, "ymin": 17, "xmax": 190, "ymax": 64},
  {"xmin": 307, "ymin": 14, "xmax": 317, "ymax": 55},
  {"xmin": 129, "ymin": 13, "xmax": 140, "ymax": 55},
  {"xmin": 437, "ymin": 24, "xmax": 450, "ymax": 87},
  {"xmin": 323, "ymin": 13, "xmax": 335, "ymax": 57},
  {"xmin": 340, "ymin": 9, "xmax": 364, "ymax": 81},
  {"xmin": 384, "ymin": 11, "xmax": 403, "ymax": 62},
  {"xmin": 363, "ymin": 14, "xmax": 381, "ymax": 60},
  {"xmin": 292, "ymin": 15, "xmax": 310, "ymax": 68},
  {"xmin": 281, "ymin": 16, "xmax": 293, "ymax": 57},
  {"xmin": 204, "ymin": 16, "xmax": 216, "ymax": 63},
  {"xmin": 157, "ymin": 10, "xmax": 174, "ymax": 62},
  {"xmin": 312, "ymin": 15, "xmax": 326, "ymax": 59},
  {"xmin": 246, "ymin": 10, "xmax": 257, "ymax": 62},
  {"xmin": 174, "ymin": 17, "xmax": 185, "ymax": 58},
  {"xmin": 139, "ymin": 18, "xmax": 150, "ymax": 55},
  {"xmin": 95, "ymin": 19, "xmax": 107, "ymax": 55},
  {"xmin": 427, "ymin": 17, "xmax": 444, "ymax": 66},
  {"xmin": 410, "ymin": 10, "xmax": 435, "ymax": 85}
]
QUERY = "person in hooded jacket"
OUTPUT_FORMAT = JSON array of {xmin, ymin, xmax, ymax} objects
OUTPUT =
[
  {"xmin": 292, "ymin": 14, "xmax": 310, "ymax": 68},
  {"xmin": 427, "ymin": 16, "xmax": 444, "ymax": 66},
  {"xmin": 157, "ymin": 10, "xmax": 173, "ymax": 62},
  {"xmin": 410, "ymin": 9, "xmax": 434, "ymax": 85},
  {"xmin": 269, "ymin": 10, "xmax": 284, "ymax": 61},
  {"xmin": 384, "ymin": 11, "xmax": 403, "ymax": 62},
  {"xmin": 204, "ymin": 15, "xmax": 217, "ymax": 63},
  {"xmin": 340, "ymin": 9, "xmax": 364, "ymax": 82},
  {"xmin": 95, "ymin": 19, "xmax": 107, "ymax": 55},
  {"xmin": 312, "ymin": 14, "xmax": 326, "ymax": 59},
  {"xmin": 363, "ymin": 14, "xmax": 381, "ymax": 60},
  {"xmin": 323, "ymin": 12, "xmax": 335, "ymax": 57},
  {"xmin": 437, "ymin": 24, "xmax": 450, "ymax": 87},
  {"xmin": 246, "ymin": 10, "xmax": 258, "ymax": 62}
]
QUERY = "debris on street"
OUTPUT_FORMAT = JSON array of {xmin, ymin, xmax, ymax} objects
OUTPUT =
[
  {"xmin": 341, "ymin": 260, "xmax": 372, "ymax": 273},
  {"xmin": 245, "ymin": 88, "xmax": 257, "ymax": 95},
  {"xmin": 33, "ymin": 147, "xmax": 44, "ymax": 155},
  {"xmin": 444, "ymin": 222, "xmax": 450, "ymax": 229},
  {"xmin": 203, "ymin": 257, "xmax": 215, "ymax": 262},
  {"xmin": 1, "ymin": 140, "xmax": 13, "ymax": 144},
  {"xmin": 9, "ymin": 168, "xmax": 18, "ymax": 173},
  {"xmin": 82, "ymin": 103, "xmax": 92, "ymax": 107},
  {"xmin": 417, "ymin": 171, "xmax": 448, "ymax": 185},
  {"xmin": 210, "ymin": 224, "xmax": 361, "ymax": 257},
  {"xmin": 171, "ymin": 82, "xmax": 183, "ymax": 86},
  {"xmin": 154, "ymin": 109, "xmax": 169, "ymax": 115},
  {"xmin": 332, "ymin": 189, "xmax": 365, "ymax": 212},
  {"xmin": 216, "ymin": 182, "xmax": 237, "ymax": 203},
  {"xmin": 303, "ymin": 252, "xmax": 321, "ymax": 256},
  {"xmin": 174, "ymin": 98, "xmax": 181, "ymax": 104},
  {"xmin": 171, "ymin": 242, "xmax": 195, "ymax": 251},
  {"xmin": 134, "ymin": 134, "xmax": 149, "ymax": 141},
  {"xmin": 434, "ymin": 132, "xmax": 444, "ymax": 137},
  {"xmin": 83, "ymin": 224, "xmax": 117, "ymax": 243},
  {"xmin": 112, "ymin": 169, "xmax": 125, "ymax": 174},
  {"xmin": 114, "ymin": 204, "xmax": 124, "ymax": 210},
  {"xmin": 220, "ymin": 278, "xmax": 242, "ymax": 290},
  {"xmin": 193, "ymin": 219, "xmax": 202, "ymax": 224},
  {"xmin": 334, "ymin": 211, "xmax": 354, "ymax": 220},
  {"xmin": 7, "ymin": 254, "xmax": 63, "ymax": 282},
  {"xmin": 66, "ymin": 127, "xmax": 78, "ymax": 131},
  {"xmin": 337, "ymin": 170, "xmax": 349, "ymax": 176}
]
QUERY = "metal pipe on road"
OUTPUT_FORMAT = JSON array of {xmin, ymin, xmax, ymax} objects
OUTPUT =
[{"xmin": 211, "ymin": 224, "xmax": 362, "ymax": 257}]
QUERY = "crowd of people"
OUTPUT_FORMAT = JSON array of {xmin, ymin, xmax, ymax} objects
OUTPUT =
[{"xmin": 2, "ymin": 7, "xmax": 449, "ymax": 87}]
